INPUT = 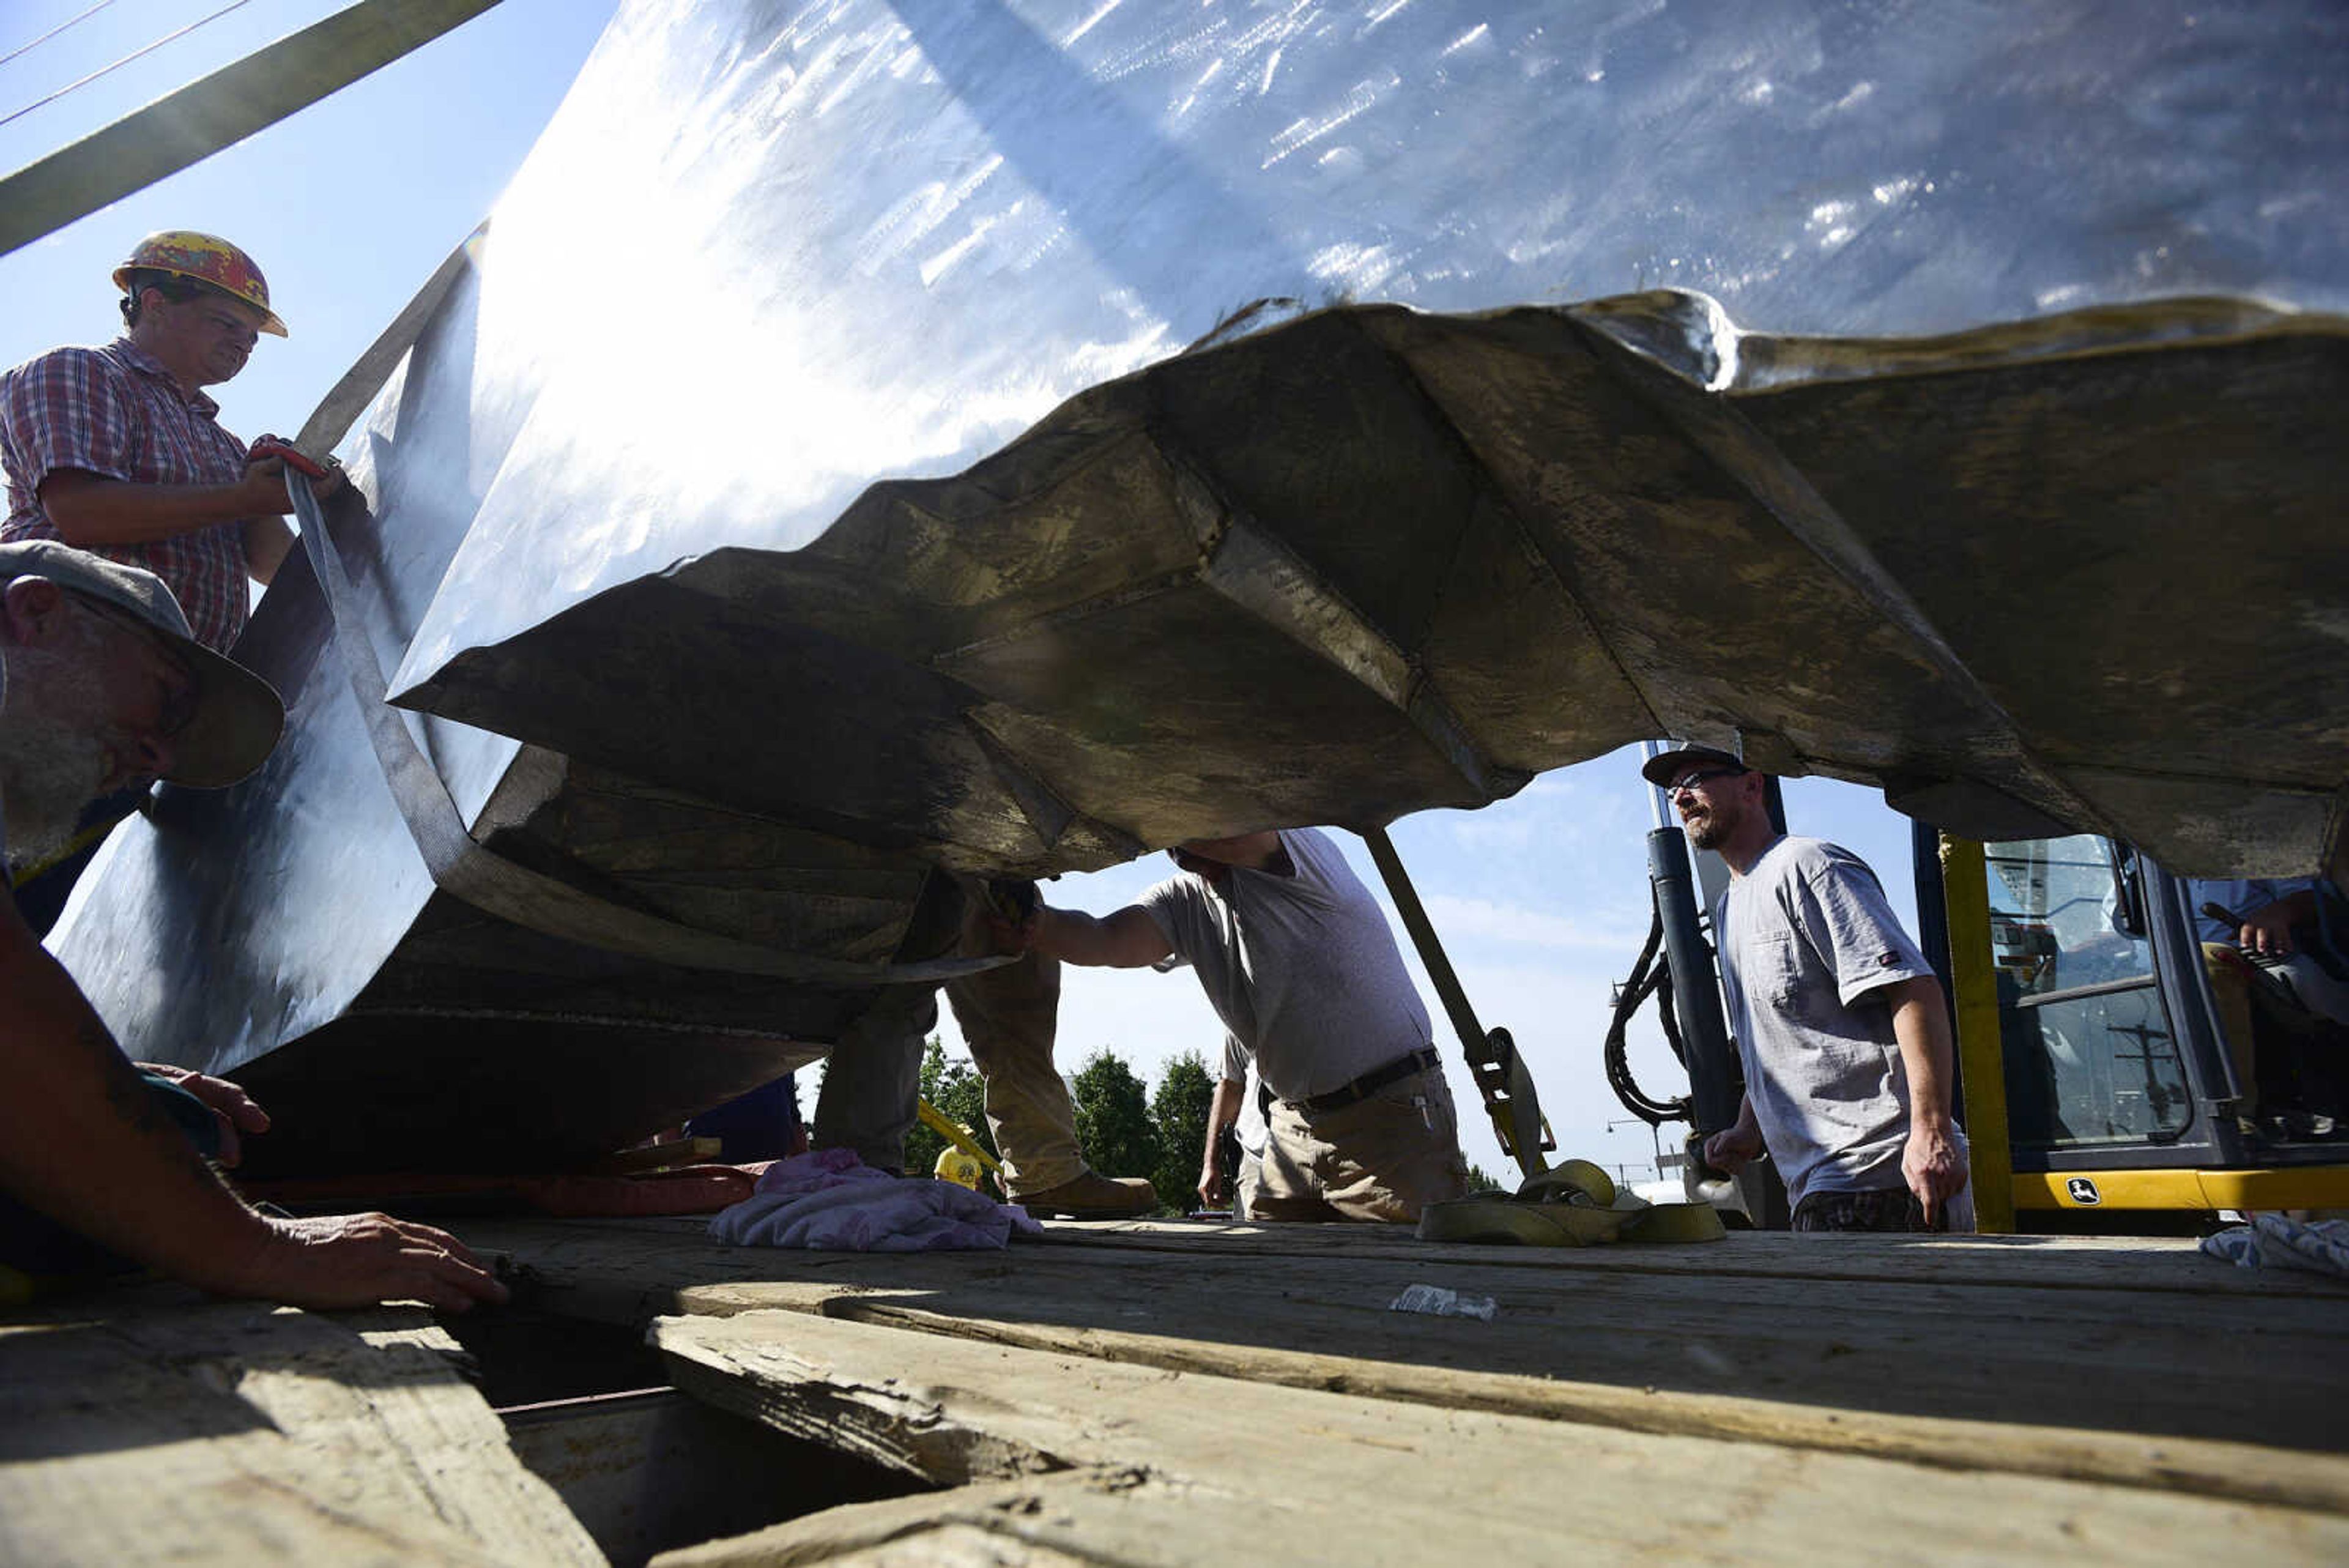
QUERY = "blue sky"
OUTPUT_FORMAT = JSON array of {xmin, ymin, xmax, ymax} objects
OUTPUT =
[
  {"xmin": 0, "ymin": 1, "xmax": 615, "ymax": 433},
  {"xmin": 0, "ymin": 1, "xmax": 1928, "ymax": 1186}
]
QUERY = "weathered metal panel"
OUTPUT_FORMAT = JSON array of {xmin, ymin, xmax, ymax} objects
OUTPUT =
[{"xmin": 406, "ymin": 296, "xmax": 2349, "ymax": 877}]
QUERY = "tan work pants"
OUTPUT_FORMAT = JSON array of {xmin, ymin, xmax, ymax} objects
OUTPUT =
[
  {"xmin": 1252, "ymin": 1065, "xmax": 1470, "ymax": 1224},
  {"xmin": 813, "ymin": 877, "xmax": 1084, "ymax": 1194},
  {"xmin": 2203, "ymin": 942, "xmax": 2265, "ymax": 1119}
]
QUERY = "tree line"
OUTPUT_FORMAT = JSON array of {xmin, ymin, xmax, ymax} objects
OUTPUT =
[{"xmin": 901, "ymin": 1037, "xmax": 1215, "ymax": 1216}]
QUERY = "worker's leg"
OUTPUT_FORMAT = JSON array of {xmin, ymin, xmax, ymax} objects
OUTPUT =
[
  {"xmin": 2274, "ymin": 953, "xmax": 2349, "ymax": 1029},
  {"xmin": 1942, "ymin": 1183, "xmax": 1978, "ymax": 1233},
  {"xmin": 1296, "ymin": 1068, "xmax": 1471, "ymax": 1224},
  {"xmin": 1234, "ymin": 1150, "xmax": 1263, "ymax": 1219},
  {"xmin": 2202, "ymin": 942, "xmax": 2263, "ymax": 1120},
  {"xmin": 939, "ymin": 877, "xmax": 1151, "ymax": 1216},
  {"xmin": 811, "ymin": 982, "xmax": 939, "ymax": 1174},
  {"xmin": 944, "ymin": 945, "xmax": 1086, "ymax": 1195},
  {"xmin": 1249, "ymin": 1105, "xmax": 1348, "ymax": 1222},
  {"xmin": 813, "ymin": 870, "xmax": 965, "ymax": 1173}
]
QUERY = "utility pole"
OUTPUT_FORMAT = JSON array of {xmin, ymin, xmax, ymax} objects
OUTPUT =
[{"xmin": 1605, "ymin": 1116, "xmax": 1672, "ymax": 1186}]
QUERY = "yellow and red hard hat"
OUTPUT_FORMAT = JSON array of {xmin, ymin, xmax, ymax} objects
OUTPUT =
[{"xmin": 111, "ymin": 231, "xmax": 288, "ymax": 336}]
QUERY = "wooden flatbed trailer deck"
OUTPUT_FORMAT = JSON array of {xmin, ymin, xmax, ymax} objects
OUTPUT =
[{"xmin": 6, "ymin": 1219, "xmax": 2345, "ymax": 1565}]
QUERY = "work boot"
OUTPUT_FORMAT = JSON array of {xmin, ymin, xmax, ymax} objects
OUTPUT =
[{"xmin": 1013, "ymin": 1169, "xmax": 1157, "ymax": 1219}]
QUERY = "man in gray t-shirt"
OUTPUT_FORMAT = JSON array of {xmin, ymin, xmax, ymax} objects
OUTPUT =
[
  {"xmin": 998, "ymin": 828, "xmax": 1469, "ymax": 1222},
  {"xmin": 1643, "ymin": 746, "xmax": 1970, "ymax": 1232}
]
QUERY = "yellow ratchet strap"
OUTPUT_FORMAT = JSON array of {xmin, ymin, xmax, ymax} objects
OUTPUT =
[
  {"xmin": 916, "ymin": 1098, "xmax": 1000, "ymax": 1176},
  {"xmin": 1417, "ymin": 1157, "xmax": 1726, "ymax": 1246}
]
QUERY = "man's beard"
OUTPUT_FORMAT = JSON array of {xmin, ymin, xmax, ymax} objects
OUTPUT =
[
  {"xmin": 1684, "ymin": 799, "xmax": 1737, "ymax": 853},
  {"xmin": 0, "ymin": 710, "xmax": 111, "ymax": 871},
  {"xmin": 0, "ymin": 644, "xmax": 120, "ymax": 871}
]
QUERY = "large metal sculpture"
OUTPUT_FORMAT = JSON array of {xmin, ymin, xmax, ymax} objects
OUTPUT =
[{"xmin": 50, "ymin": 0, "xmax": 2349, "ymax": 1173}]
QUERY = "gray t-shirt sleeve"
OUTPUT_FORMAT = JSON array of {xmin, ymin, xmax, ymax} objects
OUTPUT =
[
  {"xmin": 1137, "ymin": 873, "xmax": 1203, "ymax": 954},
  {"xmin": 1791, "ymin": 847, "xmax": 1935, "ymax": 1009},
  {"xmin": 1219, "ymin": 1032, "xmax": 1250, "ymax": 1085}
]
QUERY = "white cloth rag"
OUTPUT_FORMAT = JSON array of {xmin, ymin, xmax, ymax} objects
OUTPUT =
[
  {"xmin": 710, "ymin": 1148, "xmax": 1042, "ymax": 1251},
  {"xmin": 2199, "ymin": 1214, "xmax": 2349, "ymax": 1280}
]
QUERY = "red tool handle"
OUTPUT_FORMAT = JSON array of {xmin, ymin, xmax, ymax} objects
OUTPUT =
[{"xmin": 247, "ymin": 434, "xmax": 330, "ymax": 480}]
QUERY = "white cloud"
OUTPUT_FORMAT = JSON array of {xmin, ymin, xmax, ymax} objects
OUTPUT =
[{"xmin": 1417, "ymin": 892, "xmax": 1637, "ymax": 954}]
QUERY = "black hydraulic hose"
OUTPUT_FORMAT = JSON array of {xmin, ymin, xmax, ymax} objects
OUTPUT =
[
  {"xmin": 1604, "ymin": 906, "xmax": 1694, "ymax": 1126},
  {"xmin": 1653, "ymin": 948, "xmax": 1688, "ymax": 1069}
]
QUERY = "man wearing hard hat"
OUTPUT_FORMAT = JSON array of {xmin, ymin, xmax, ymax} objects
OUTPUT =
[
  {"xmin": 0, "ymin": 231, "xmax": 335, "ymax": 926},
  {"xmin": 0, "ymin": 230, "xmax": 330, "ymax": 655}
]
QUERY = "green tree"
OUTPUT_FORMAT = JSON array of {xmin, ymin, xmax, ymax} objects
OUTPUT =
[
  {"xmin": 1071, "ymin": 1047, "xmax": 1162, "ymax": 1200},
  {"xmin": 902, "ymin": 1036, "xmax": 997, "ymax": 1185},
  {"xmin": 1148, "ymin": 1050, "xmax": 1215, "ymax": 1213},
  {"xmin": 1463, "ymin": 1160, "xmax": 1513, "ymax": 1194}
]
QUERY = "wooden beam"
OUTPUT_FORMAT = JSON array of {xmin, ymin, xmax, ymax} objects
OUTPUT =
[
  {"xmin": 454, "ymin": 1214, "xmax": 2349, "ymax": 1299},
  {"xmin": 818, "ymin": 1295, "xmax": 2349, "ymax": 1517},
  {"xmin": 0, "ymin": 0, "xmax": 508, "ymax": 259}
]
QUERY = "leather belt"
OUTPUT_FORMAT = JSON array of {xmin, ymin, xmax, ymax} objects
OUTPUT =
[{"xmin": 1297, "ymin": 1047, "xmax": 1442, "ymax": 1113}]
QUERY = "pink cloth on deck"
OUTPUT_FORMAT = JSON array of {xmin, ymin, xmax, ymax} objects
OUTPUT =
[{"xmin": 708, "ymin": 1148, "xmax": 1042, "ymax": 1251}]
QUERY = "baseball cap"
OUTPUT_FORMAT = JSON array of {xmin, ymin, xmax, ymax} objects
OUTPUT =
[
  {"xmin": 1639, "ymin": 741, "xmax": 1749, "ymax": 789},
  {"xmin": 0, "ymin": 540, "xmax": 284, "ymax": 787}
]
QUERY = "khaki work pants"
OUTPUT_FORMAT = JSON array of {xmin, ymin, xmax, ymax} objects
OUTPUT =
[
  {"xmin": 1252, "ymin": 1065, "xmax": 1471, "ymax": 1224},
  {"xmin": 813, "ymin": 877, "xmax": 1084, "ymax": 1195}
]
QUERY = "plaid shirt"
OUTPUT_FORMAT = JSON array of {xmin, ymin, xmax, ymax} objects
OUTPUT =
[{"xmin": 0, "ymin": 337, "xmax": 251, "ymax": 651}]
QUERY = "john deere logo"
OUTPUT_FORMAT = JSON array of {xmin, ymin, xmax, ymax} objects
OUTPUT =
[{"xmin": 2066, "ymin": 1177, "xmax": 2102, "ymax": 1206}]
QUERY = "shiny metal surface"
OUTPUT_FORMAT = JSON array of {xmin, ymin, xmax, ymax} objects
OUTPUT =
[
  {"xmin": 389, "ymin": 0, "xmax": 2349, "ymax": 682},
  {"xmin": 45, "ymin": 0, "xmax": 2349, "ymax": 1172}
]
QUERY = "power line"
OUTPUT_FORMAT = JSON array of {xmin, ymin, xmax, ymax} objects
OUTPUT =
[
  {"xmin": 1, "ymin": 0, "xmax": 260, "ymax": 130},
  {"xmin": 0, "ymin": 1, "xmax": 125, "ymax": 74}
]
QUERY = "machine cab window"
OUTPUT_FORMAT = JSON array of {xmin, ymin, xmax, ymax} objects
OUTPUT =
[{"xmin": 1985, "ymin": 835, "xmax": 2193, "ymax": 1150}]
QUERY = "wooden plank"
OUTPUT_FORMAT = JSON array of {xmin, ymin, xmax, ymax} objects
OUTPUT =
[
  {"xmin": 464, "ymin": 1212, "xmax": 2349, "ymax": 1296},
  {"xmin": 808, "ymin": 1523, "xmax": 1100, "ymax": 1568},
  {"xmin": 453, "ymin": 1217, "xmax": 2349, "ymax": 1451},
  {"xmin": 648, "ymin": 1310, "xmax": 2349, "ymax": 1567},
  {"xmin": 0, "ymin": 1284, "xmax": 603, "ymax": 1567},
  {"xmin": 653, "ymin": 1475, "xmax": 1247, "ymax": 1568},
  {"xmin": 1047, "ymin": 1217, "xmax": 2349, "ymax": 1296},
  {"xmin": 823, "ymin": 1298, "xmax": 2349, "ymax": 1517}
]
